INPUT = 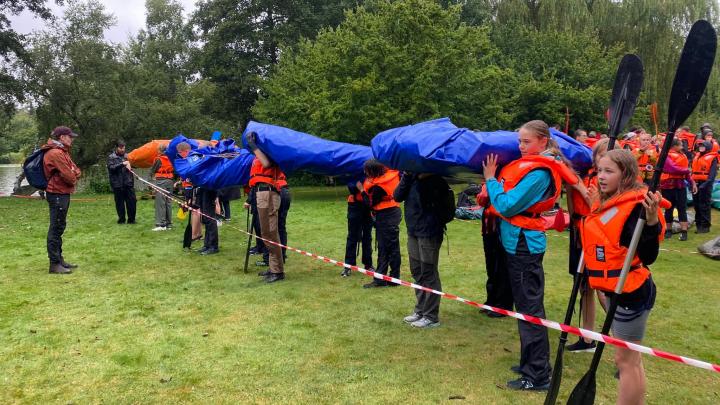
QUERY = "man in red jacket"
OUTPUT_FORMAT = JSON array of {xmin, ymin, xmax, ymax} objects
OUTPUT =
[{"xmin": 42, "ymin": 126, "xmax": 81, "ymax": 274}]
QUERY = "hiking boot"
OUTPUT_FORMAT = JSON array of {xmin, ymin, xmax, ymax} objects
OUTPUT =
[
  {"xmin": 49, "ymin": 263, "xmax": 72, "ymax": 274},
  {"xmin": 264, "ymin": 272, "xmax": 285, "ymax": 283},
  {"xmin": 258, "ymin": 270, "xmax": 271, "ymax": 277},
  {"xmin": 60, "ymin": 259, "xmax": 78, "ymax": 269},
  {"xmin": 403, "ymin": 312, "xmax": 422, "ymax": 324},
  {"xmin": 566, "ymin": 338, "xmax": 596, "ymax": 353},
  {"xmin": 411, "ymin": 317, "xmax": 440, "ymax": 329},
  {"xmin": 340, "ymin": 268, "xmax": 351, "ymax": 277},
  {"xmin": 679, "ymin": 231, "xmax": 688, "ymax": 241},
  {"xmin": 506, "ymin": 377, "xmax": 549, "ymax": 391},
  {"xmin": 363, "ymin": 281, "xmax": 386, "ymax": 288}
]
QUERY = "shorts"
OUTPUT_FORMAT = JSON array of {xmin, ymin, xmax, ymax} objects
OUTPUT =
[{"xmin": 611, "ymin": 306, "xmax": 651, "ymax": 342}]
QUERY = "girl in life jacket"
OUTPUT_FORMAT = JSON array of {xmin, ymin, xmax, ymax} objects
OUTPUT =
[
  {"xmin": 482, "ymin": 120, "xmax": 586, "ymax": 391},
  {"xmin": 659, "ymin": 138, "xmax": 697, "ymax": 241},
  {"xmin": 358, "ymin": 159, "xmax": 401, "ymax": 288},
  {"xmin": 581, "ymin": 148, "xmax": 669, "ymax": 405},
  {"xmin": 691, "ymin": 140, "xmax": 718, "ymax": 233}
]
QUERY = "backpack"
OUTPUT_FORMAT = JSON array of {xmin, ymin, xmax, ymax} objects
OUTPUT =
[
  {"xmin": 22, "ymin": 149, "xmax": 49, "ymax": 190},
  {"xmin": 435, "ymin": 185, "xmax": 456, "ymax": 225}
]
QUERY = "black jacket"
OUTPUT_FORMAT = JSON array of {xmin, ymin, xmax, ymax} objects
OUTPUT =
[
  {"xmin": 394, "ymin": 173, "xmax": 449, "ymax": 238},
  {"xmin": 107, "ymin": 151, "xmax": 134, "ymax": 189}
]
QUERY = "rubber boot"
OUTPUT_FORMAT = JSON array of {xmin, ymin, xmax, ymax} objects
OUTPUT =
[{"xmin": 49, "ymin": 263, "xmax": 72, "ymax": 274}]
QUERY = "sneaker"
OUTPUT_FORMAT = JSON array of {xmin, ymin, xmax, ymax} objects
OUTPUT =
[
  {"xmin": 258, "ymin": 270, "xmax": 271, "ymax": 277},
  {"xmin": 152, "ymin": 226, "xmax": 167, "ymax": 231},
  {"xmin": 264, "ymin": 272, "xmax": 285, "ymax": 283},
  {"xmin": 340, "ymin": 268, "xmax": 351, "ymax": 277},
  {"xmin": 679, "ymin": 231, "xmax": 688, "ymax": 241},
  {"xmin": 506, "ymin": 377, "xmax": 549, "ymax": 391},
  {"xmin": 255, "ymin": 260, "xmax": 269, "ymax": 267},
  {"xmin": 200, "ymin": 248, "xmax": 219, "ymax": 255},
  {"xmin": 411, "ymin": 317, "xmax": 440, "ymax": 329},
  {"xmin": 248, "ymin": 247, "xmax": 261, "ymax": 255},
  {"xmin": 486, "ymin": 311, "xmax": 506, "ymax": 318},
  {"xmin": 117, "ymin": 219, "xmax": 126, "ymax": 224},
  {"xmin": 403, "ymin": 312, "xmax": 422, "ymax": 324},
  {"xmin": 566, "ymin": 338, "xmax": 597, "ymax": 353}
]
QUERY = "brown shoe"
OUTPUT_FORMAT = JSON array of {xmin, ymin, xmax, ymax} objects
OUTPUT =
[
  {"xmin": 60, "ymin": 259, "xmax": 78, "ymax": 269},
  {"xmin": 49, "ymin": 263, "xmax": 72, "ymax": 274}
]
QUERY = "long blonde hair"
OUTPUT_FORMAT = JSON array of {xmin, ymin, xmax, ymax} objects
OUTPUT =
[{"xmin": 598, "ymin": 149, "xmax": 644, "ymax": 203}]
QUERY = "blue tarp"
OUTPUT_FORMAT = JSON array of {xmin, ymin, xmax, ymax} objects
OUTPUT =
[
  {"xmin": 167, "ymin": 135, "xmax": 255, "ymax": 189},
  {"xmin": 242, "ymin": 121, "xmax": 373, "ymax": 179},
  {"xmin": 371, "ymin": 118, "xmax": 593, "ymax": 175}
]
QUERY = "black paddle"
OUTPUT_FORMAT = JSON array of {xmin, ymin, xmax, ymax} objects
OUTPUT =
[
  {"xmin": 566, "ymin": 20, "xmax": 717, "ymax": 405},
  {"xmin": 544, "ymin": 54, "xmax": 644, "ymax": 405}
]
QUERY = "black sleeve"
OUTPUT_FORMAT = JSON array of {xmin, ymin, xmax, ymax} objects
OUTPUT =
[
  {"xmin": 620, "ymin": 204, "xmax": 661, "ymax": 266},
  {"xmin": 419, "ymin": 175, "xmax": 449, "ymax": 208},
  {"xmin": 149, "ymin": 159, "xmax": 161, "ymax": 178},
  {"xmin": 348, "ymin": 184, "xmax": 360, "ymax": 196},
  {"xmin": 706, "ymin": 158, "xmax": 718, "ymax": 184},
  {"xmin": 107, "ymin": 155, "xmax": 123, "ymax": 171},
  {"xmin": 393, "ymin": 173, "xmax": 414, "ymax": 203}
]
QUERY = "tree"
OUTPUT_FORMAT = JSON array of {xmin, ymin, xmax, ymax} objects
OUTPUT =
[
  {"xmin": 253, "ymin": 0, "xmax": 518, "ymax": 144},
  {"xmin": 190, "ymin": 0, "xmax": 364, "ymax": 126}
]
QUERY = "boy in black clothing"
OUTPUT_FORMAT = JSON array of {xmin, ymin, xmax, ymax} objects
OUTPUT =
[{"xmin": 342, "ymin": 182, "xmax": 374, "ymax": 277}]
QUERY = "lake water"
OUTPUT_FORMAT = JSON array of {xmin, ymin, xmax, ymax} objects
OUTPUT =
[{"xmin": 0, "ymin": 164, "xmax": 22, "ymax": 196}]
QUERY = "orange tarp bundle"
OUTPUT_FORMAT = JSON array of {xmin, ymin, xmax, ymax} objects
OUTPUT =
[{"xmin": 128, "ymin": 139, "xmax": 214, "ymax": 168}]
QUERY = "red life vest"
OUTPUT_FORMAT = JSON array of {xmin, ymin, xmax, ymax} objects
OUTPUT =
[
  {"xmin": 486, "ymin": 154, "xmax": 578, "ymax": 231},
  {"xmin": 691, "ymin": 152, "xmax": 718, "ymax": 181},
  {"xmin": 568, "ymin": 169, "xmax": 597, "ymax": 222},
  {"xmin": 677, "ymin": 131, "xmax": 697, "ymax": 150},
  {"xmin": 660, "ymin": 151, "xmax": 689, "ymax": 181},
  {"xmin": 633, "ymin": 147, "xmax": 657, "ymax": 181},
  {"xmin": 710, "ymin": 139, "xmax": 719, "ymax": 153},
  {"xmin": 155, "ymin": 155, "xmax": 174, "ymax": 179},
  {"xmin": 249, "ymin": 158, "xmax": 284, "ymax": 189},
  {"xmin": 580, "ymin": 188, "xmax": 668, "ymax": 294},
  {"xmin": 363, "ymin": 169, "xmax": 400, "ymax": 211}
]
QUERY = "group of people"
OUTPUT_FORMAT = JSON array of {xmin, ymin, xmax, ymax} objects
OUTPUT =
[{"xmin": 38, "ymin": 120, "xmax": 716, "ymax": 403}]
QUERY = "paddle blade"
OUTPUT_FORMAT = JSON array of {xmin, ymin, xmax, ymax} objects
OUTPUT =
[
  {"xmin": 667, "ymin": 20, "xmax": 717, "ymax": 131},
  {"xmin": 545, "ymin": 341, "xmax": 566, "ymax": 405},
  {"xmin": 567, "ymin": 370, "xmax": 597, "ymax": 405},
  {"xmin": 607, "ymin": 54, "xmax": 644, "ymax": 138}
]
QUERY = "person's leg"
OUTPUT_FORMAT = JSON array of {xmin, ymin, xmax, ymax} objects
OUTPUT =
[
  {"xmin": 661, "ymin": 189, "xmax": 675, "ymax": 237},
  {"xmin": 360, "ymin": 211, "xmax": 374, "ymax": 269},
  {"xmin": 372, "ymin": 211, "xmax": 389, "ymax": 286},
  {"xmin": 387, "ymin": 208, "xmax": 402, "ymax": 280},
  {"xmin": 278, "ymin": 187, "xmax": 291, "ymax": 260},
  {"xmin": 126, "ymin": 186, "xmax": 137, "ymax": 223},
  {"xmin": 222, "ymin": 198, "xmax": 231, "ymax": 220},
  {"xmin": 162, "ymin": 179, "xmax": 174, "ymax": 227},
  {"xmin": 417, "ymin": 235, "xmax": 443, "ymax": 322},
  {"xmin": 113, "ymin": 188, "xmax": 125, "ymax": 222},
  {"xmin": 47, "ymin": 193, "xmax": 69, "ymax": 265},
  {"xmin": 676, "ymin": 187, "xmax": 689, "ymax": 240},
  {"xmin": 506, "ymin": 251, "xmax": 551, "ymax": 385},
  {"xmin": 251, "ymin": 190, "xmax": 266, "ymax": 253},
  {"xmin": 406, "ymin": 234, "xmax": 423, "ymax": 314},
  {"xmin": 153, "ymin": 181, "xmax": 164, "ymax": 227},
  {"xmin": 615, "ymin": 346, "xmax": 646, "ymax": 405},
  {"xmin": 344, "ymin": 208, "xmax": 362, "ymax": 266},
  {"xmin": 258, "ymin": 191, "xmax": 283, "ymax": 274},
  {"xmin": 204, "ymin": 190, "xmax": 219, "ymax": 249}
]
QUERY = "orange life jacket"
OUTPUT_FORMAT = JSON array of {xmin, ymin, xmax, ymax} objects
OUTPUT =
[
  {"xmin": 347, "ymin": 190, "xmax": 364, "ymax": 204},
  {"xmin": 691, "ymin": 152, "xmax": 718, "ymax": 181},
  {"xmin": 363, "ymin": 169, "xmax": 400, "ymax": 211},
  {"xmin": 568, "ymin": 169, "xmax": 597, "ymax": 221},
  {"xmin": 711, "ymin": 140, "xmax": 719, "ymax": 153},
  {"xmin": 181, "ymin": 179, "xmax": 192, "ymax": 189},
  {"xmin": 486, "ymin": 154, "xmax": 578, "ymax": 231},
  {"xmin": 633, "ymin": 147, "xmax": 657, "ymax": 181},
  {"xmin": 580, "ymin": 189, "xmax": 668, "ymax": 294},
  {"xmin": 276, "ymin": 170, "xmax": 288, "ymax": 188},
  {"xmin": 660, "ymin": 151, "xmax": 689, "ymax": 181},
  {"xmin": 677, "ymin": 131, "xmax": 697, "ymax": 150},
  {"xmin": 155, "ymin": 155, "xmax": 174, "ymax": 179},
  {"xmin": 249, "ymin": 158, "xmax": 284, "ymax": 190}
]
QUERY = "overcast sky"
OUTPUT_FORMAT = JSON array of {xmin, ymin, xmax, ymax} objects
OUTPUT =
[{"xmin": 10, "ymin": 0, "xmax": 199, "ymax": 44}]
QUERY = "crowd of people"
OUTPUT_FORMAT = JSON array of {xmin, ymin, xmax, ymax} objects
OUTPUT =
[{"xmin": 37, "ymin": 120, "xmax": 718, "ymax": 402}]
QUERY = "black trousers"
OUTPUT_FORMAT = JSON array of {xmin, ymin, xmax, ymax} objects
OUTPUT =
[
  {"xmin": 262, "ymin": 187, "xmax": 291, "ymax": 262},
  {"xmin": 482, "ymin": 224, "xmax": 513, "ymax": 310},
  {"xmin": 47, "ymin": 192, "xmax": 70, "ymax": 264},
  {"xmin": 199, "ymin": 188, "xmax": 219, "ymax": 249},
  {"xmin": 373, "ymin": 207, "xmax": 402, "ymax": 285},
  {"xmin": 250, "ymin": 188, "xmax": 266, "ymax": 253},
  {"xmin": 112, "ymin": 186, "xmax": 136, "ymax": 223},
  {"xmin": 662, "ymin": 187, "xmax": 687, "ymax": 223},
  {"xmin": 506, "ymin": 249, "xmax": 551, "ymax": 385},
  {"xmin": 693, "ymin": 181, "xmax": 713, "ymax": 229},
  {"xmin": 344, "ymin": 203, "xmax": 374, "ymax": 268},
  {"xmin": 408, "ymin": 234, "xmax": 443, "ymax": 322}
]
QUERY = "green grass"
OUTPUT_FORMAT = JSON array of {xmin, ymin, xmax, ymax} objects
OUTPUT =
[{"xmin": 1, "ymin": 188, "xmax": 719, "ymax": 404}]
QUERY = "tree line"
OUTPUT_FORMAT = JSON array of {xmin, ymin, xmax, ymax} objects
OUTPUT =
[{"xmin": 0, "ymin": 0, "xmax": 717, "ymax": 167}]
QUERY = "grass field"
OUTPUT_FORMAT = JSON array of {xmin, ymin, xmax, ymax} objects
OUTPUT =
[{"xmin": 1, "ymin": 187, "xmax": 719, "ymax": 404}]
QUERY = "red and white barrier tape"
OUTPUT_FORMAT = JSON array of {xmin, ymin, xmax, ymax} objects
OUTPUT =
[{"xmin": 131, "ymin": 171, "xmax": 720, "ymax": 374}]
